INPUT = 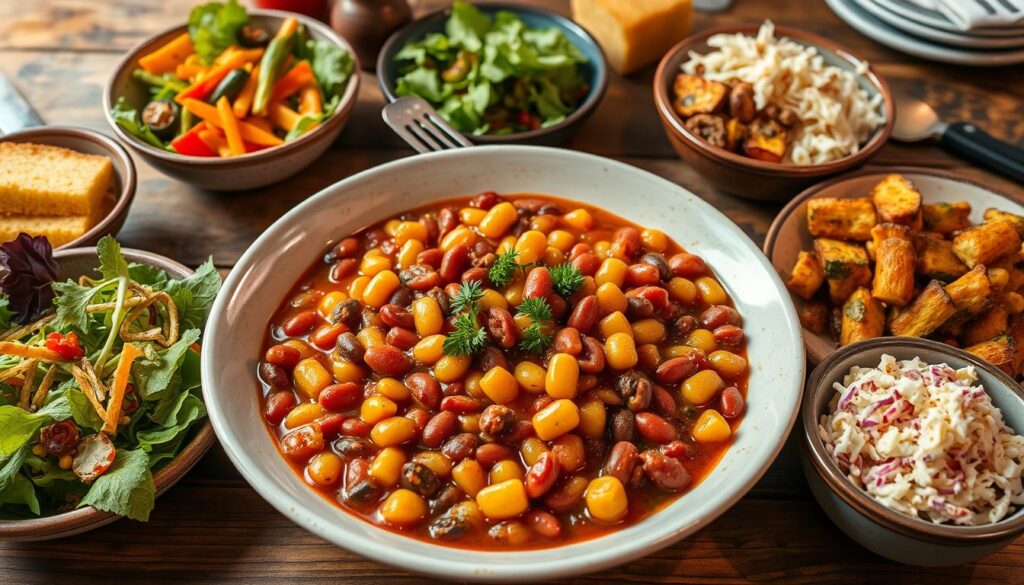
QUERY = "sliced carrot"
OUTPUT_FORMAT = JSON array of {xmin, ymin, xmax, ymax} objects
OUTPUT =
[
  {"xmin": 268, "ymin": 102, "xmax": 303, "ymax": 133},
  {"xmin": 0, "ymin": 342, "xmax": 66, "ymax": 362},
  {"xmin": 276, "ymin": 17, "xmax": 299, "ymax": 39},
  {"xmin": 175, "ymin": 63, "xmax": 207, "ymax": 81},
  {"xmin": 182, "ymin": 98, "xmax": 284, "ymax": 146},
  {"xmin": 138, "ymin": 32, "xmax": 194, "ymax": 75},
  {"xmin": 271, "ymin": 60, "xmax": 315, "ymax": 102},
  {"xmin": 198, "ymin": 126, "xmax": 227, "ymax": 152},
  {"xmin": 246, "ymin": 115, "xmax": 272, "ymax": 133},
  {"xmin": 217, "ymin": 96, "xmax": 245, "ymax": 156},
  {"xmin": 174, "ymin": 52, "xmax": 247, "ymax": 104},
  {"xmin": 298, "ymin": 85, "xmax": 322, "ymax": 116},
  {"xmin": 101, "ymin": 343, "xmax": 144, "ymax": 434},
  {"xmin": 233, "ymin": 64, "xmax": 261, "ymax": 118}
]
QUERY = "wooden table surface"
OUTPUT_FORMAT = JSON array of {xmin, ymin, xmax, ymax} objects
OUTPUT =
[{"xmin": 1, "ymin": 0, "xmax": 1023, "ymax": 583}]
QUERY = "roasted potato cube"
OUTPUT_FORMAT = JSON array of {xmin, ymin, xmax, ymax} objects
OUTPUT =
[
  {"xmin": 965, "ymin": 335, "xmax": 1016, "ymax": 376},
  {"xmin": 952, "ymin": 220, "xmax": 1021, "ymax": 268},
  {"xmin": 872, "ymin": 238, "xmax": 916, "ymax": 306},
  {"xmin": 867, "ymin": 223, "xmax": 911, "ymax": 260},
  {"xmin": 961, "ymin": 305, "xmax": 1009, "ymax": 347},
  {"xmin": 888, "ymin": 280, "xmax": 957, "ymax": 337},
  {"xmin": 672, "ymin": 74, "xmax": 727, "ymax": 118},
  {"xmin": 915, "ymin": 234, "xmax": 968, "ymax": 282},
  {"xmin": 983, "ymin": 208, "xmax": 1024, "ymax": 238},
  {"xmin": 807, "ymin": 198, "xmax": 878, "ymax": 241},
  {"xmin": 786, "ymin": 250, "xmax": 825, "ymax": 300},
  {"xmin": 840, "ymin": 288, "xmax": 885, "ymax": 346},
  {"xmin": 725, "ymin": 118, "xmax": 747, "ymax": 152},
  {"xmin": 744, "ymin": 117, "xmax": 788, "ymax": 163},
  {"xmin": 988, "ymin": 252, "xmax": 1024, "ymax": 292},
  {"xmin": 922, "ymin": 202, "xmax": 971, "ymax": 234},
  {"xmin": 944, "ymin": 265, "xmax": 994, "ymax": 321},
  {"xmin": 870, "ymin": 174, "xmax": 923, "ymax": 229},
  {"xmin": 813, "ymin": 238, "xmax": 872, "ymax": 304},
  {"xmin": 799, "ymin": 300, "xmax": 829, "ymax": 335}
]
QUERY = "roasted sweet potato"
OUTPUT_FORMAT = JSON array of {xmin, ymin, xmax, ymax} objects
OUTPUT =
[
  {"xmin": 744, "ymin": 117, "xmax": 788, "ymax": 163},
  {"xmin": 965, "ymin": 335, "xmax": 1016, "ymax": 376},
  {"xmin": 983, "ymin": 208, "xmax": 1024, "ymax": 238},
  {"xmin": 961, "ymin": 305, "xmax": 1009, "ymax": 347},
  {"xmin": 944, "ymin": 265, "xmax": 994, "ymax": 321},
  {"xmin": 952, "ymin": 220, "xmax": 1021, "ymax": 268},
  {"xmin": 870, "ymin": 174, "xmax": 923, "ymax": 229},
  {"xmin": 915, "ymin": 234, "xmax": 968, "ymax": 283},
  {"xmin": 922, "ymin": 202, "xmax": 971, "ymax": 234},
  {"xmin": 786, "ymin": 250, "xmax": 825, "ymax": 300},
  {"xmin": 867, "ymin": 223, "xmax": 911, "ymax": 260},
  {"xmin": 672, "ymin": 74, "xmax": 727, "ymax": 118},
  {"xmin": 799, "ymin": 299, "xmax": 830, "ymax": 335},
  {"xmin": 872, "ymin": 238, "xmax": 916, "ymax": 306},
  {"xmin": 988, "ymin": 252, "xmax": 1024, "ymax": 292},
  {"xmin": 840, "ymin": 287, "xmax": 885, "ymax": 346},
  {"xmin": 807, "ymin": 198, "xmax": 878, "ymax": 241},
  {"xmin": 813, "ymin": 238, "xmax": 872, "ymax": 304},
  {"xmin": 725, "ymin": 118, "xmax": 747, "ymax": 152},
  {"xmin": 889, "ymin": 280, "xmax": 957, "ymax": 337}
]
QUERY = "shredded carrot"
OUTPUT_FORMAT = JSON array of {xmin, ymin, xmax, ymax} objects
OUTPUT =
[
  {"xmin": 271, "ymin": 60, "xmax": 315, "ymax": 102},
  {"xmin": 175, "ymin": 52, "xmax": 247, "ymax": 104},
  {"xmin": 217, "ymin": 97, "xmax": 246, "ymax": 156},
  {"xmin": 102, "ymin": 344, "xmax": 144, "ymax": 434},
  {"xmin": 268, "ymin": 102, "xmax": 303, "ymax": 132},
  {"xmin": 139, "ymin": 32, "xmax": 194, "ymax": 75},
  {"xmin": 0, "ymin": 342, "xmax": 67, "ymax": 362},
  {"xmin": 233, "ymin": 64, "xmax": 261, "ymax": 118},
  {"xmin": 182, "ymin": 98, "xmax": 284, "ymax": 146},
  {"xmin": 276, "ymin": 17, "xmax": 299, "ymax": 39},
  {"xmin": 298, "ymin": 85, "xmax": 322, "ymax": 116}
]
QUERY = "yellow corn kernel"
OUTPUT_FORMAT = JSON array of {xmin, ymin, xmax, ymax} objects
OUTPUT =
[
  {"xmin": 479, "ymin": 289, "xmax": 508, "ymax": 311},
  {"xmin": 1006, "ymin": 291, "xmax": 1024, "ymax": 314},
  {"xmin": 460, "ymin": 413, "xmax": 481, "ymax": 433},
  {"xmin": 369, "ymin": 446, "xmax": 407, "ymax": 486},
  {"xmin": 667, "ymin": 277, "xmax": 698, "ymax": 304},
  {"xmin": 283, "ymin": 339, "xmax": 316, "ymax": 360},
  {"xmin": 542, "ymin": 246, "xmax": 565, "ymax": 267},
  {"xmin": 563, "ymin": 208, "xmax": 594, "ymax": 231},
  {"xmin": 464, "ymin": 370, "xmax": 486, "ymax": 399},
  {"xmin": 375, "ymin": 377, "xmax": 410, "ymax": 402},
  {"xmin": 513, "ymin": 313, "xmax": 533, "ymax": 336},
  {"xmin": 361, "ymin": 395, "xmax": 398, "ymax": 424},
  {"xmin": 396, "ymin": 239, "xmax": 424, "ymax": 270},
  {"xmin": 480, "ymin": 366, "xmax": 519, "ymax": 404},
  {"xmin": 365, "ymin": 247, "xmax": 386, "ymax": 258},
  {"xmin": 520, "ymin": 437, "xmax": 549, "ymax": 466},
  {"xmin": 604, "ymin": 333, "xmax": 638, "ymax": 370},
  {"xmin": 307, "ymin": 452, "xmax": 343, "ymax": 487},
  {"xmin": 453, "ymin": 458, "xmax": 488, "ymax": 497},
  {"xmin": 989, "ymin": 268, "xmax": 1010, "ymax": 290},
  {"xmin": 332, "ymin": 359, "xmax": 365, "ymax": 383},
  {"xmin": 411, "ymin": 296, "xmax": 443, "ymax": 336},
  {"xmin": 577, "ymin": 399, "xmax": 606, "ymax": 438},
  {"xmin": 379, "ymin": 489, "xmax": 428, "ymax": 527},
  {"xmin": 359, "ymin": 254, "xmax": 392, "ymax": 277},
  {"xmin": 682, "ymin": 370, "xmax": 725, "ymax": 405},
  {"xmin": 692, "ymin": 409, "xmax": 732, "ymax": 443},
  {"xmin": 489, "ymin": 459, "xmax": 525, "ymax": 484},
  {"xmin": 663, "ymin": 345, "xmax": 700, "ymax": 360},
  {"xmin": 595, "ymin": 258, "xmax": 628, "ymax": 287},
  {"xmin": 413, "ymin": 334, "xmax": 447, "ymax": 364},
  {"xmin": 370, "ymin": 416, "xmax": 417, "ymax": 447},
  {"xmin": 356, "ymin": 326, "xmax": 387, "ymax": 350},
  {"xmin": 383, "ymin": 219, "xmax": 402, "ymax": 237},
  {"xmin": 545, "ymin": 353, "xmax": 579, "ymax": 399},
  {"xmin": 685, "ymin": 329, "xmax": 717, "ymax": 354},
  {"xmin": 460, "ymin": 207, "xmax": 488, "ymax": 226},
  {"xmin": 434, "ymin": 354, "xmax": 472, "ymax": 383},
  {"xmin": 284, "ymin": 402, "xmax": 325, "ymax": 429},
  {"xmin": 585, "ymin": 476, "xmax": 628, "ymax": 522},
  {"xmin": 531, "ymin": 214, "xmax": 559, "ymax": 233},
  {"xmin": 504, "ymin": 281, "xmax": 525, "ymax": 307},
  {"xmin": 632, "ymin": 319, "xmax": 666, "ymax": 344},
  {"xmin": 348, "ymin": 275, "xmax": 370, "ymax": 300},
  {"xmin": 31, "ymin": 444, "xmax": 47, "ymax": 457},
  {"xmin": 394, "ymin": 221, "xmax": 428, "ymax": 246},
  {"xmin": 514, "ymin": 230, "xmax": 548, "ymax": 265},
  {"xmin": 641, "ymin": 228, "xmax": 668, "ymax": 252},
  {"xmin": 695, "ymin": 277, "xmax": 728, "ymax": 305},
  {"xmin": 514, "ymin": 361, "xmax": 547, "ymax": 394},
  {"xmin": 599, "ymin": 311, "xmax": 633, "ymax": 339},
  {"xmin": 548, "ymin": 229, "xmax": 576, "ymax": 253},
  {"xmin": 594, "ymin": 240, "xmax": 612, "ymax": 258},
  {"xmin": 440, "ymin": 225, "xmax": 477, "ymax": 252},
  {"xmin": 293, "ymin": 358, "xmax": 332, "ymax": 399},
  {"xmin": 532, "ymin": 398, "xmax": 580, "ymax": 441},
  {"xmin": 318, "ymin": 291, "xmax": 348, "ymax": 318},
  {"xmin": 479, "ymin": 202, "xmax": 518, "ymax": 239},
  {"xmin": 596, "ymin": 282, "xmax": 628, "ymax": 314},
  {"xmin": 497, "ymin": 235, "xmax": 517, "ymax": 254},
  {"xmin": 476, "ymin": 479, "xmax": 529, "ymax": 520},
  {"xmin": 413, "ymin": 451, "xmax": 453, "ymax": 478},
  {"xmin": 709, "ymin": 350, "xmax": 748, "ymax": 380},
  {"xmin": 58, "ymin": 454, "xmax": 73, "ymax": 470},
  {"xmin": 363, "ymin": 270, "xmax": 400, "ymax": 308}
]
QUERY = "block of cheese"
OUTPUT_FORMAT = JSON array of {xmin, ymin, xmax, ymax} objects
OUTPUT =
[
  {"xmin": 0, "ymin": 215, "xmax": 93, "ymax": 248},
  {"xmin": 0, "ymin": 142, "xmax": 113, "ymax": 217},
  {"xmin": 571, "ymin": 0, "xmax": 693, "ymax": 75}
]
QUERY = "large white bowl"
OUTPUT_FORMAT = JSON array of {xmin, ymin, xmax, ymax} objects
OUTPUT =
[{"xmin": 201, "ymin": 146, "xmax": 805, "ymax": 581}]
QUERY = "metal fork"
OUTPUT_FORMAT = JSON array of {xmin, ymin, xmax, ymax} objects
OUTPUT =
[{"xmin": 382, "ymin": 96, "xmax": 473, "ymax": 153}]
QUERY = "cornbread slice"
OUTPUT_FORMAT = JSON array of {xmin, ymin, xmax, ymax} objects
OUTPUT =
[
  {"xmin": 0, "ymin": 142, "xmax": 113, "ymax": 217},
  {"xmin": 0, "ymin": 215, "xmax": 92, "ymax": 248}
]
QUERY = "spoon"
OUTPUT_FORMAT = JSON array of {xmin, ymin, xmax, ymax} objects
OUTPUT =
[{"xmin": 893, "ymin": 93, "xmax": 1024, "ymax": 184}]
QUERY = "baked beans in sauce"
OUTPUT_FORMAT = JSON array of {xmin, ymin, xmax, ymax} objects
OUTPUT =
[{"xmin": 258, "ymin": 193, "xmax": 748, "ymax": 550}]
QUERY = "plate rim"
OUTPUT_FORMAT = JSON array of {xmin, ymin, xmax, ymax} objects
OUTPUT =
[
  {"xmin": 855, "ymin": 0, "xmax": 1024, "ymax": 48},
  {"xmin": 873, "ymin": 0, "xmax": 1024, "ymax": 37}
]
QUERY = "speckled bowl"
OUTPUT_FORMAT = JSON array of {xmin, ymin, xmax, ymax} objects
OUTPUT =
[{"xmin": 802, "ymin": 337, "xmax": 1024, "ymax": 566}]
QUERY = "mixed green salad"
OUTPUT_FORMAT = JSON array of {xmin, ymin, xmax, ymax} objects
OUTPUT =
[
  {"xmin": 393, "ymin": 1, "xmax": 590, "ymax": 135},
  {"xmin": 0, "ymin": 234, "xmax": 220, "ymax": 521}
]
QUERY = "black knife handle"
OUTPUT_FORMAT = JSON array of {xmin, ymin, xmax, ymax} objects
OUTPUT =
[{"xmin": 940, "ymin": 122, "xmax": 1024, "ymax": 185}]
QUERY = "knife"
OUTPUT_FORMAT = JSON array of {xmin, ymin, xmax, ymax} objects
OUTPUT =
[{"xmin": 0, "ymin": 73, "xmax": 44, "ymax": 135}]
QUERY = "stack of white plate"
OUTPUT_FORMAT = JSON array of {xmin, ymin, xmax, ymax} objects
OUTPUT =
[{"xmin": 826, "ymin": 0, "xmax": 1024, "ymax": 65}]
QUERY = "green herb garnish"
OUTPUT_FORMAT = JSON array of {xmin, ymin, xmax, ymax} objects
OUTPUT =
[
  {"xmin": 519, "ymin": 323, "xmax": 553, "ymax": 355},
  {"xmin": 448, "ymin": 280, "xmax": 484, "ymax": 315},
  {"xmin": 516, "ymin": 297, "xmax": 554, "ymax": 354},
  {"xmin": 442, "ymin": 311, "xmax": 488, "ymax": 357},
  {"xmin": 550, "ymin": 263, "xmax": 584, "ymax": 298},
  {"xmin": 488, "ymin": 249, "xmax": 519, "ymax": 288}
]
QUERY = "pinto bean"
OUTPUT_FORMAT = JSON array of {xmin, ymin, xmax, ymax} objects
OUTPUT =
[
  {"xmin": 673, "ymin": 315, "xmax": 699, "ymax": 339},
  {"xmin": 617, "ymin": 370, "xmax": 652, "ymax": 413},
  {"xmin": 334, "ymin": 436, "xmax": 377, "ymax": 458},
  {"xmin": 330, "ymin": 299, "xmax": 363, "ymax": 326},
  {"xmin": 479, "ymin": 405, "xmax": 518, "ymax": 438},
  {"xmin": 400, "ymin": 462, "xmax": 442, "ymax": 497},
  {"xmin": 604, "ymin": 441, "xmax": 639, "ymax": 484},
  {"xmin": 611, "ymin": 410, "xmax": 635, "ymax": 442}
]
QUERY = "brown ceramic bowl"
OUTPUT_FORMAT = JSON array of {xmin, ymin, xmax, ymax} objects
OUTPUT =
[
  {"xmin": 103, "ymin": 9, "xmax": 360, "ymax": 191},
  {"xmin": 653, "ymin": 24, "xmax": 894, "ymax": 202},
  {"xmin": 0, "ymin": 247, "xmax": 216, "ymax": 541},
  {"xmin": 0, "ymin": 126, "xmax": 136, "ymax": 249}
]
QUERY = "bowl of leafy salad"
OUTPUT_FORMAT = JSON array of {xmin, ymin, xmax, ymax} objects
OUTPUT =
[
  {"xmin": 104, "ymin": 0, "xmax": 360, "ymax": 191},
  {"xmin": 0, "ymin": 234, "xmax": 221, "ymax": 540},
  {"xmin": 377, "ymin": 1, "xmax": 607, "ymax": 145}
]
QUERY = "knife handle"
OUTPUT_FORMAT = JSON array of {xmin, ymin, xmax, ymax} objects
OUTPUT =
[{"xmin": 941, "ymin": 122, "xmax": 1024, "ymax": 185}]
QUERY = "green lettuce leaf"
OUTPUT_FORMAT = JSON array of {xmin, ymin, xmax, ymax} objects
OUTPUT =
[
  {"xmin": 163, "ymin": 260, "xmax": 221, "ymax": 330},
  {"xmin": 65, "ymin": 384, "xmax": 105, "ymax": 433},
  {"xmin": 188, "ymin": 0, "xmax": 248, "ymax": 65},
  {"xmin": 96, "ymin": 236, "xmax": 130, "ymax": 281},
  {"xmin": 0, "ymin": 396, "xmax": 70, "ymax": 458},
  {"xmin": 134, "ymin": 330, "xmax": 201, "ymax": 399},
  {"xmin": 0, "ymin": 296, "xmax": 13, "ymax": 330},
  {"xmin": 78, "ymin": 448, "xmax": 155, "ymax": 522},
  {"xmin": 128, "ymin": 263, "xmax": 170, "ymax": 289},
  {"xmin": 446, "ymin": 0, "xmax": 491, "ymax": 52},
  {"xmin": 111, "ymin": 97, "xmax": 167, "ymax": 149},
  {"xmin": 137, "ymin": 391, "xmax": 205, "ymax": 457},
  {"xmin": 300, "ymin": 39, "xmax": 355, "ymax": 99},
  {"xmin": 0, "ymin": 473, "xmax": 40, "ymax": 515}
]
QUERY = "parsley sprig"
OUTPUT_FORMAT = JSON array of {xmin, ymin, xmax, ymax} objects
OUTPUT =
[
  {"xmin": 550, "ymin": 263, "xmax": 584, "ymax": 298},
  {"xmin": 516, "ymin": 297, "xmax": 554, "ymax": 354},
  {"xmin": 443, "ymin": 280, "xmax": 488, "ymax": 356},
  {"xmin": 488, "ymin": 249, "xmax": 519, "ymax": 288}
]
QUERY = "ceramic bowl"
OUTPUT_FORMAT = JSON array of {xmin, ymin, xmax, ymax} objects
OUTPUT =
[
  {"xmin": 103, "ymin": 9, "xmax": 360, "ymax": 191},
  {"xmin": 653, "ymin": 24, "xmax": 893, "ymax": 201},
  {"xmin": 764, "ymin": 167, "xmax": 1024, "ymax": 364},
  {"xmin": 801, "ymin": 337, "xmax": 1024, "ymax": 566},
  {"xmin": 201, "ymin": 145, "xmax": 805, "ymax": 581},
  {"xmin": 0, "ymin": 247, "xmax": 215, "ymax": 541},
  {"xmin": 0, "ymin": 126, "xmax": 136, "ymax": 249},
  {"xmin": 376, "ymin": 4, "xmax": 608, "ymax": 146}
]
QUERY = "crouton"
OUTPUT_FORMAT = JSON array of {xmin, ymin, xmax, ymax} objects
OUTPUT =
[
  {"xmin": 952, "ymin": 220, "xmax": 1021, "ymax": 268},
  {"xmin": 786, "ymin": 250, "xmax": 825, "ymax": 300},
  {"xmin": 869, "ymin": 174, "xmax": 923, "ymax": 229},
  {"xmin": 840, "ymin": 288, "xmax": 885, "ymax": 346},
  {"xmin": 872, "ymin": 238, "xmax": 916, "ymax": 306},
  {"xmin": 807, "ymin": 197, "xmax": 877, "ymax": 241},
  {"xmin": 813, "ymin": 238, "xmax": 872, "ymax": 304},
  {"xmin": 889, "ymin": 280, "xmax": 957, "ymax": 337},
  {"xmin": 922, "ymin": 202, "xmax": 971, "ymax": 234}
]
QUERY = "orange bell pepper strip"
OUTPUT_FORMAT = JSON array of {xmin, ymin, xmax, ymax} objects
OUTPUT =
[
  {"xmin": 232, "ymin": 64, "xmax": 260, "ymax": 118},
  {"xmin": 298, "ymin": 85, "xmax": 322, "ymax": 116},
  {"xmin": 217, "ymin": 97, "xmax": 246, "ymax": 157},
  {"xmin": 182, "ymin": 98, "xmax": 284, "ymax": 146},
  {"xmin": 271, "ymin": 60, "xmax": 315, "ymax": 102},
  {"xmin": 138, "ymin": 32, "xmax": 194, "ymax": 75},
  {"xmin": 268, "ymin": 102, "xmax": 303, "ymax": 133},
  {"xmin": 174, "ymin": 51, "xmax": 247, "ymax": 104},
  {"xmin": 102, "ymin": 343, "xmax": 144, "ymax": 434}
]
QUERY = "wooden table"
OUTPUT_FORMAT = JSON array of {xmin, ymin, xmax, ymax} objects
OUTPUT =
[{"xmin": 1, "ymin": 0, "xmax": 1022, "ymax": 582}]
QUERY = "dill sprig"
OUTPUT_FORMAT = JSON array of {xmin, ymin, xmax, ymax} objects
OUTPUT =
[
  {"xmin": 488, "ymin": 249, "xmax": 519, "ymax": 288},
  {"xmin": 448, "ymin": 280, "xmax": 484, "ymax": 315},
  {"xmin": 550, "ymin": 263, "xmax": 584, "ymax": 298},
  {"xmin": 516, "ymin": 297, "xmax": 554, "ymax": 354},
  {"xmin": 519, "ymin": 323, "xmax": 553, "ymax": 354},
  {"xmin": 443, "ymin": 311, "xmax": 488, "ymax": 356},
  {"xmin": 516, "ymin": 296, "xmax": 552, "ymax": 323}
]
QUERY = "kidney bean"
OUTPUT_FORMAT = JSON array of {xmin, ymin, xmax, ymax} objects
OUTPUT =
[
  {"xmin": 720, "ymin": 387, "xmax": 745, "ymax": 419},
  {"xmin": 567, "ymin": 295, "xmax": 599, "ymax": 333},
  {"xmin": 361, "ymin": 309, "xmax": 385, "ymax": 330},
  {"xmin": 637, "ymin": 344, "xmax": 661, "ymax": 373},
  {"xmin": 427, "ymin": 287, "xmax": 450, "ymax": 315},
  {"xmin": 318, "ymin": 382, "xmax": 362, "ymax": 411},
  {"xmin": 476, "ymin": 346, "xmax": 509, "ymax": 373},
  {"xmin": 626, "ymin": 264, "xmax": 660, "ymax": 287},
  {"xmin": 604, "ymin": 441, "xmax": 639, "ymax": 484},
  {"xmin": 422, "ymin": 411, "xmax": 458, "ymax": 448},
  {"xmin": 461, "ymin": 267, "xmax": 489, "ymax": 284},
  {"xmin": 264, "ymin": 391, "xmax": 296, "ymax": 424},
  {"xmin": 438, "ymin": 208, "xmax": 458, "ymax": 239},
  {"xmin": 441, "ymin": 433, "xmax": 479, "ymax": 462},
  {"xmin": 641, "ymin": 450, "xmax": 691, "ymax": 491},
  {"xmin": 417, "ymin": 248, "xmax": 444, "ymax": 269},
  {"xmin": 441, "ymin": 395, "xmax": 482, "ymax": 414},
  {"xmin": 420, "ymin": 216, "xmax": 440, "ymax": 245},
  {"xmin": 669, "ymin": 253, "xmax": 706, "ymax": 278},
  {"xmin": 316, "ymin": 413, "xmax": 345, "ymax": 439},
  {"xmin": 444, "ymin": 283, "xmax": 463, "ymax": 300},
  {"xmin": 568, "ymin": 243, "xmax": 592, "ymax": 260},
  {"xmin": 476, "ymin": 252, "xmax": 497, "ymax": 269},
  {"xmin": 525, "ymin": 452, "xmax": 560, "ymax": 498},
  {"xmin": 333, "ymin": 332, "xmax": 364, "ymax": 363},
  {"xmin": 401, "ymin": 265, "xmax": 441, "ymax": 291},
  {"xmin": 523, "ymin": 266, "xmax": 553, "ymax": 300},
  {"xmin": 673, "ymin": 315, "xmax": 699, "ymax": 339},
  {"xmin": 469, "ymin": 191, "xmax": 501, "ymax": 209},
  {"xmin": 380, "ymin": 304, "xmax": 415, "ymax": 329},
  {"xmin": 386, "ymin": 327, "xmax": 419, "ymax": 350},
  {"xmin": 629, "ymin": 286, "xmax": 670, "ymax": 312},
  {"xmin": 330, "ymin": 258, "xmax": 358, "ymax": 281},
  {"xmin": 525, "ymin": 510, "xmax": 562, "ymax": 539},
  {"xmin": 259, "ymin": 362, "xmax": 290, "ymax": 389},
  {"xmin": 443, "ymin": 381, "xmax": 465, "ymax": 398},
  {"xmin": 652, "ymin": 385, "xmax": 678, "ymax": 418},
  {"xmin": 476, "ymin": 443, "xmax": 515, "ymax": 468},
  {"xmin": 640, "ymin": 253, "xmax": 672, "ymax": 281},
  {"xmin": 440, "ymin": 245, "xmax": 470, "ymax": 283},
  {"xmin": 578, "ymin": 373, "xmax": 598, "ymax": 392},
  {"xmin": 281, "ymin": 424, "xmax": 324, "ymax": 461},
  {"xmin": 363, "ymin": 345, "xmax": 412, "ymax": 376},
  {"xmin": 389, "ymin": 287, "xmax": 415, "ymax": 307},
  {"xmin": 626, "ymin": 296, "xmax": 655, "ymax": 320},
  {"xmin": 614, "ymin": 226, "xmax": 642, "ymax": 258},
  {"xmin": 571, "ymin": 252, "xmax": 602, "ymax": 276},
  {"xmin": 330, "ymin": 299, "xmax": 363, "ymax": 326},
  {"xmin": 700, "ymin": 305, "xmax": 741, "ymax": 329},
  {"xmin": 404, "ymin": 372, "xmax": 441, "ymax": 410},
  {"xmin": 341, "ymin": 418, "xmax": 372, "ymax": 437},
  {"xmin": 405, "ymin": 408, "xmax": 430, "ymax": 434},
  {"xmin": 714, "ymin": 325, "xmax": 745, "ymax": 348},
  {"xmin": 656, "ymin": 353, "xmax": 706, "ymax": 384},
  {"xmin": 265, "ymin": 345, "xmax": 301, "ymax": 369},
  {"xmin": 553, "ymin": 327, "xmax": 583, "ymax": 355},
  {"xmin": 334, "ymin": 436, "xmax": 377, "ymax": 458},
  {"xmin": 635, "ymin": 412, "xmax": 676, "ymax": 444},
  {"xmin": 485, "ymin": 307, "xmax": 516, "ymax": 349},
  {"xmin": 480, "ymin": 405, "xmax": 518, "ymax": 437},
  {"xmin": 532, "ymin": 395, "xmax": 555, "ymax": 413},
  {"xmin": 660, "ymin": 440, "xmax": 690, "ymax": 460},
  {"xmin": 344, "ymin": 459, "xmax": 382, "ymax": 508},
  {"xmin": 329, "ymin": 237, "xmax": 360, "ymax": 261},
  {"xmin": 282, "ymin": 311, "xmax": 319, "ymax": 337},
  {"xmin": 544, "ymin": 476, "xmax": 588, "ymax": 512}
]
